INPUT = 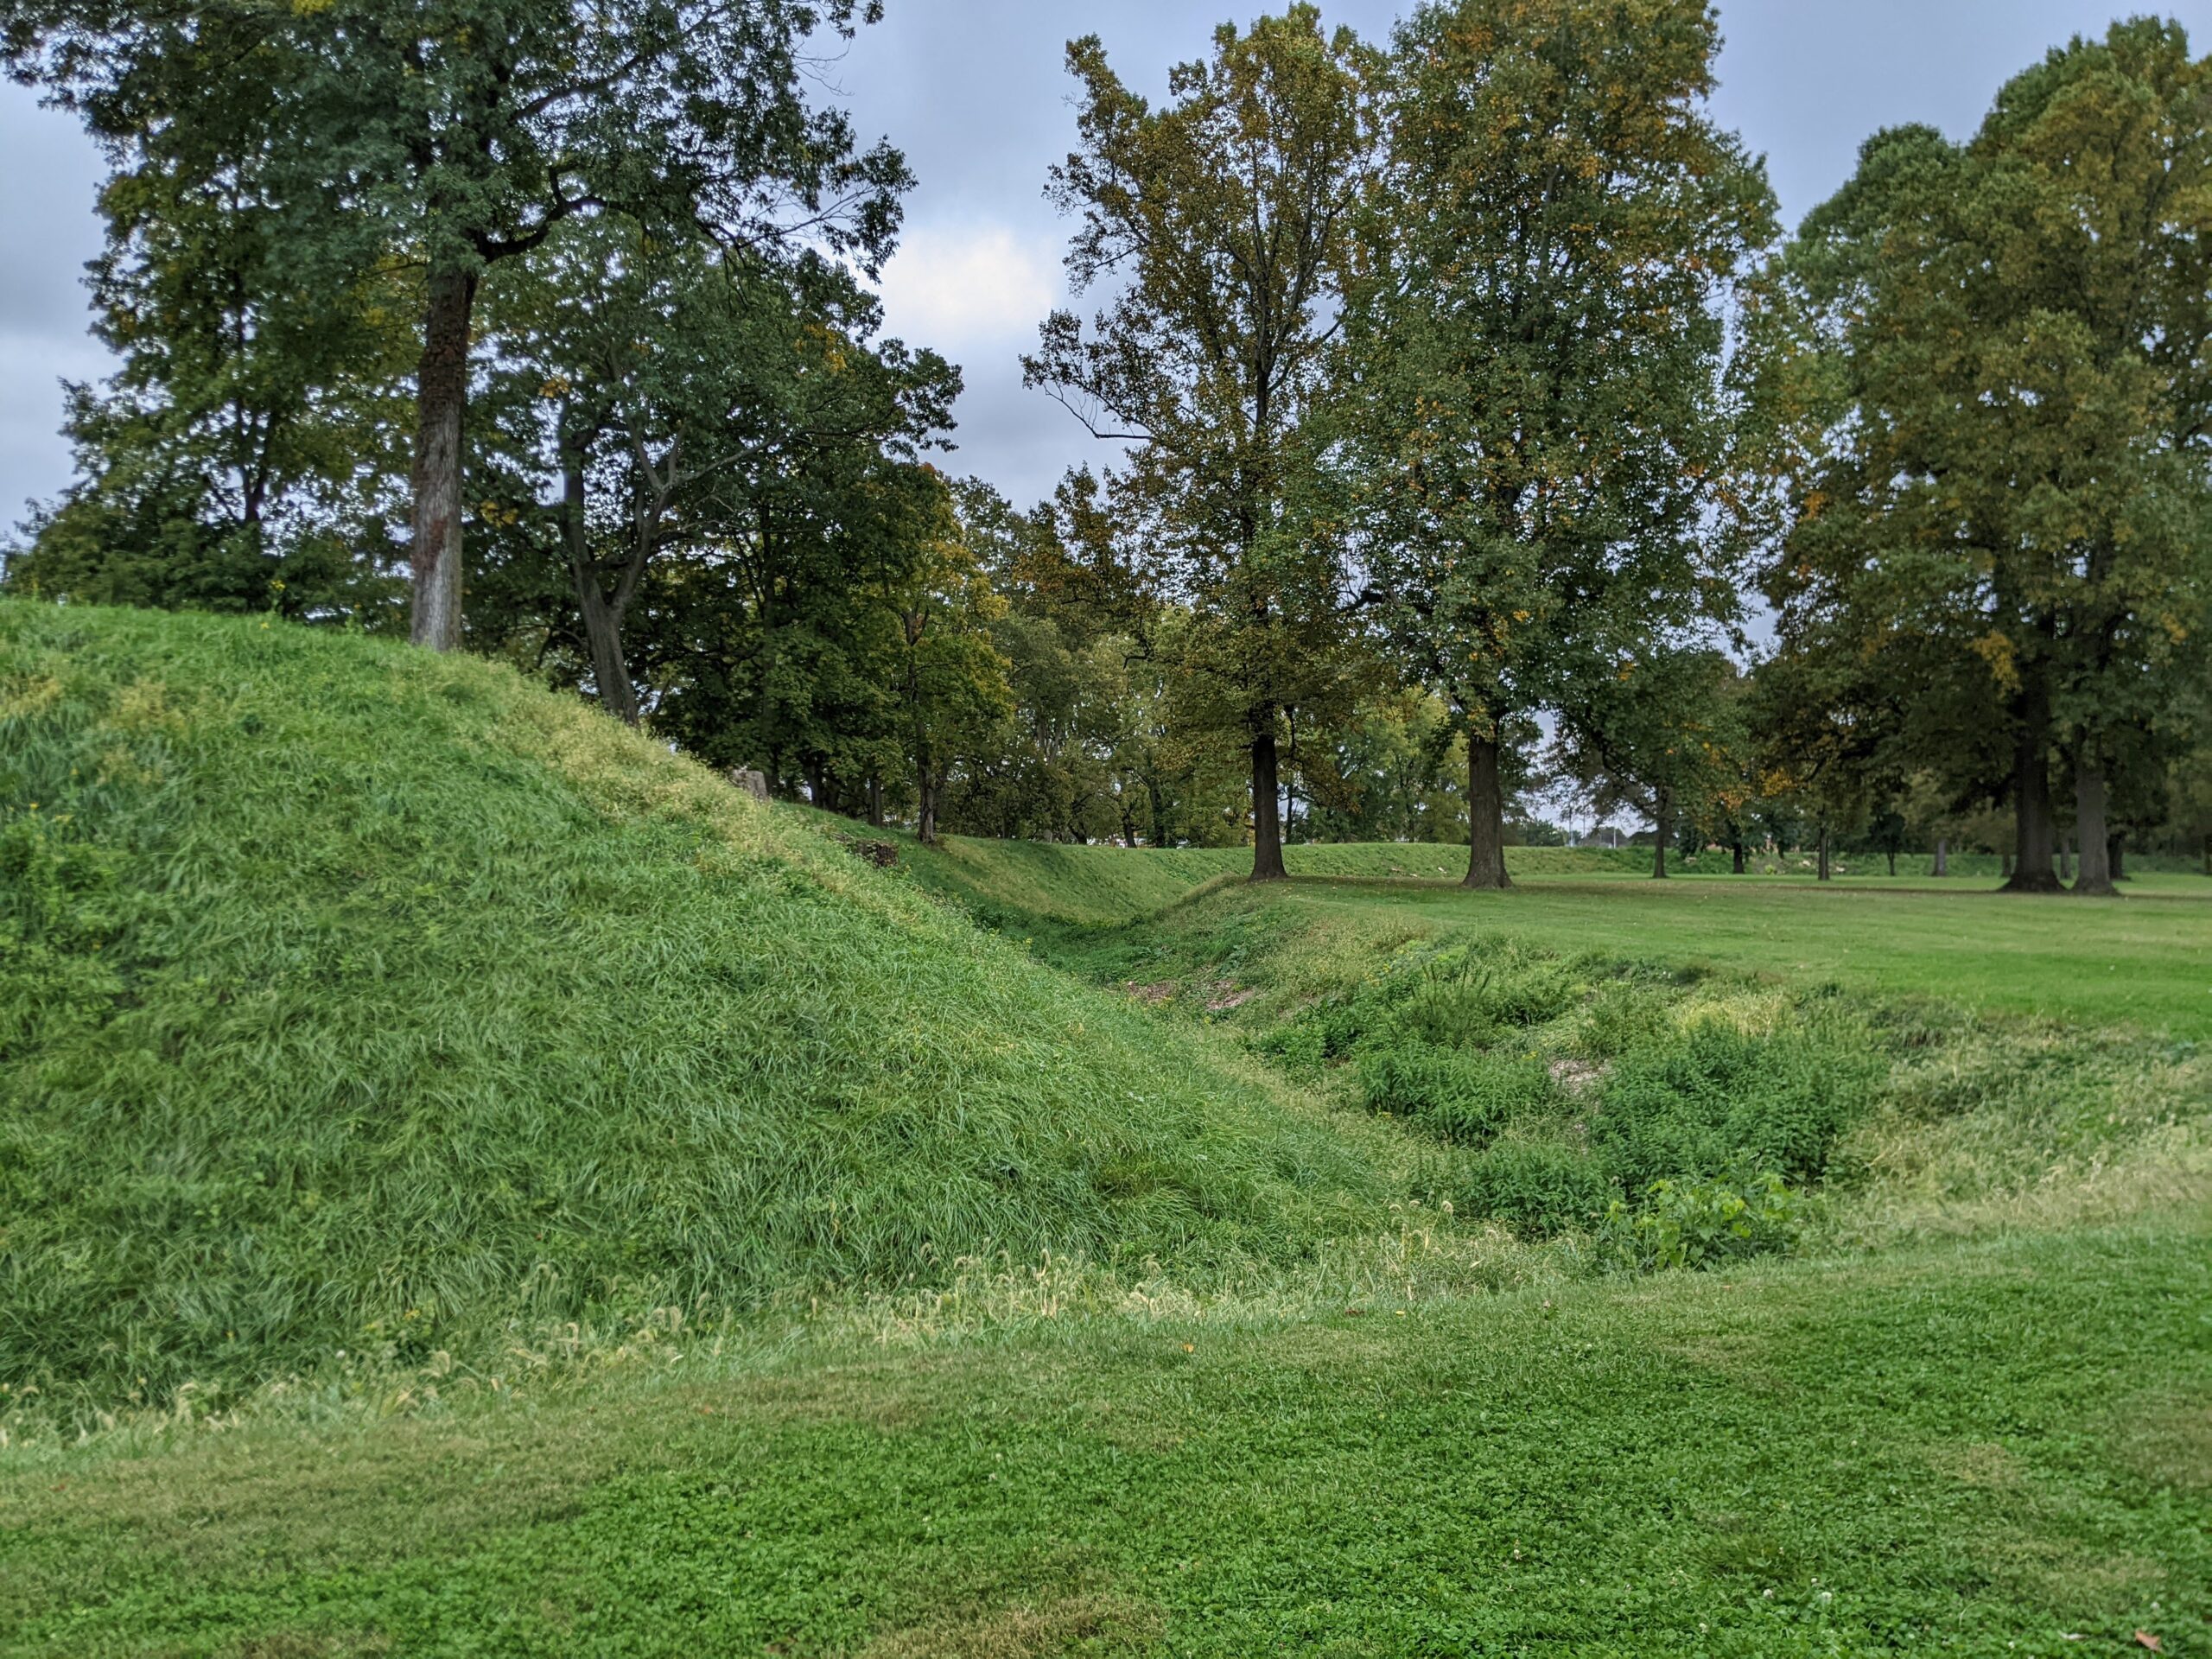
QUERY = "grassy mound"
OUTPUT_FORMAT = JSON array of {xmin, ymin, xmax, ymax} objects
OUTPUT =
[{"xmin": 0, "ymin": 602, "xmax": 1391, "ymax": 1408}]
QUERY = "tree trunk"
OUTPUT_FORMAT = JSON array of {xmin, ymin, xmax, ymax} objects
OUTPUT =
[
  {"xmin": 1147, "ymin": 776, "xmax": 1167, "ymax": 850},
  {"xmin": 408, "ymin": 260, "xmax": 479, "ymax": 652},
  {"xmin": 1817, "ymin": 823, "xmax": 1832, "ymax": 882},
  {"xmin": 2004, "ymin": 694, "xmax": 2063, "ymax": 892},
  {"xmin": 868, "ymin": 775, "xmax": 884, "ymax": 830},
  {"xmin": 2072, "ymin": 768, "xmax": 2116, "ymax": 896},
  {"xmin": 1933, "ymin": 836, "xmax": 1948, "ymax": 877},
  {"xmin": 917, "ymin": 765, "xmax": 938, "ymax": 845},
  {"xmin": 1463, "ymin": 729, "xmax": 1511, "ymax": 890},
  {"xmin": 574, "ymin": 583, "xmax": 639, "ymax": 725},
  {"xmin": 1886, "ymin": 849, "xmax": 1897, "ymax": 877},
  {"xmin": 2059, "ymin": 836, "xmax": 2073, "ymax": 883},
  {"xmin": 1650, "ymin": 785, "xmax": 1674, "ymax": 880},
  {"xmin": 1731, "ymin": 839, "xmax": 1746, "ymax": 875},
  {"xmin": 2001, "ymin": 850, "xmax": 2014, "ymax": 880},
  {"xmin": 1249, "ymin": 722, "xmax": 1287, "ymax": 882},
  {"xmin": 563, "ymin": 446, "xmax": 640, "ymax": 726},
  {"xmin": 2109, "ymin": 833, "xmax": 2127, "ymax": 882}
]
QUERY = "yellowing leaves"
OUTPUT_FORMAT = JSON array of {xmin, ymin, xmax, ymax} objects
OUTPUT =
[{"xmin": 1969, "ymin": 631, "xmax": 2021, "ymax": 693}]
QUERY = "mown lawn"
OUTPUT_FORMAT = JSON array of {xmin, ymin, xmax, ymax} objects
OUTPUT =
[
  {"xmin": 3, "ymin": 1219, "xmax": 2205, "ymax": 1656},
  {"xmin": 1069, "ymin": 875, "xmax": 2212, "ymax": 1041}
]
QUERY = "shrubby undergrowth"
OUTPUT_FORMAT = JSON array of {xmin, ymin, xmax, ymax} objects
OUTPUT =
[{"xmin": 1253, "ymin": 938, "xmax": 1880, "ymax": 1253}]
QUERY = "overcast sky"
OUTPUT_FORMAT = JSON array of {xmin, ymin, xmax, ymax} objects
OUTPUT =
[{"xmin": 3, "ymin": 0, "xmax": 2206, "ymax": 531}]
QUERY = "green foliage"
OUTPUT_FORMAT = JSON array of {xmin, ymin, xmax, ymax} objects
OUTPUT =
[
  {"xmin": 1553, "ymin": 646, "xmax": 1758, "ymax": 878},
  {"xmin": 1357, "ymin": 1047, "xmax": 1555, "ymax": 1144},
  {"xmin": 1368, "ymin": 944, "xmax": 1585, "ymax": 1047},
  {"xmin": 1447, "ymin": 1135, "xmax": 1618, "ymax": 1236},
  {"xmin": 1246, "ymin": 935, "xmax": 1875, "ymax": 1244},
  {"xmin": 1579, "ymin": 980, "xmax": 1675, "ymax": 1058},
  {"xmin": 1599, "ymin": 1166, "xmax": 1804, "ymax": 1272},
  {"xmin": 1757, "ymin": 19, "xmax": 2212, "ymax": 879},
  {"xmin": 1026, "ymin": 6, "xmax": 1381, "ymax": 877},
  {"xmin": 3, "ymin": 0, "xmax": 912, "ymax": 644},
  {"xmin": 471, "ymin": 217, "xmax": 961, "ymax": 741},
  {"xmin": 1342, "ymin": 0, "xmax": 1775, "ymax": 870},
  {"xmin": 0, "ymin": 6, "xmax": 416, "ymax": 623},
  {"xmin": 1592, "ymin": 1008, "xmax": 1882, "ymax": 1190}
]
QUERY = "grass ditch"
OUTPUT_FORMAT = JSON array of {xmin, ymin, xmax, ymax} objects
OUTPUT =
[{"xmin": 1010, "ymin": 888, "xmax": 2212, "ymax": 1279}]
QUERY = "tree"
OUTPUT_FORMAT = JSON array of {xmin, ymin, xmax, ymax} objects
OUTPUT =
[
  {"xmin": 1340, "ymin": 0, "xmax": 1774, "ymax": 888},
  {"xmin": 937, "ymin": 479, "xmax": 1147, "ymax": 844},
  {"xmin": 887, "ymin": 480, "xmax": 1015, "ymax": 844},
  {"xmin": 626, "ymin": 325, "xmax": 958, "ymax": 806},
  {"xmin": 1746, "ymin": 635, "xmax": 1900, "ymax": 883},
  {"xmin": 2, "ymin": 58, "xmax": 412, "ymax": 618},
  {"xmin": 1024, "ymin": 7, "xmax": 1379, "ymax": 880},
  {"xmin": 1297, "ymin": 689, "xmax": 1471, "ymax": 845},
  {"xmin": 1760, "ymin": 21, "xmax": 2212, "ymax": 896},
  {"xmin": 1554, "ymin": 645, "xmax": 1749, "ymax": 880},
  {"xmin": 5, "ymin": 0, "xmax": 909, "ymax": 651},
  {"xmin": 483, "ymin": 219, "xmax": 955, "ymax": 727}
]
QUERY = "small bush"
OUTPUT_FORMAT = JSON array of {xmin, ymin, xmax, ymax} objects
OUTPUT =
[
  {"xmin": 1599, "ymin": 1167, "xmax": 1803, "ymax": 1272},
  {"xmin": 1592, "ymin": 1015, "xmax": 1880, "ymax": 1189},
  {"xmin": 1358, "ymin": 1046, "xmax": 1555, "ymax": 1145},
  {"xmin": 1449, "ymin": 1137, "xmax": 1618, "ymax": 1236},
  {"xmin": 1579, "ymin": 982, "xmax": 1672, "ymax": 1058},
  {"xmin": 1243, "ymin": 926, "xmax": 1886, "ymax": 1251},
  {"xmin": 1377, "ymin": 946, "xmax": 1583, "ymax": 1051}
]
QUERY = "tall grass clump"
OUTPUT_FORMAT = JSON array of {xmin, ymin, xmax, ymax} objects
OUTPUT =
[{"xmin": 0, "ymin": 602, "xmax": 1391, "ymax": 1410}]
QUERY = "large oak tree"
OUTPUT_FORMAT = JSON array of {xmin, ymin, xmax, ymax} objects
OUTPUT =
[
  {"xmin": 1341, "ymin": 0, "xmax": 1774, "ymax": 887},
  {"xmin": 1024, "ymin": 6, "xmax": 1379, "ymax": 881}
]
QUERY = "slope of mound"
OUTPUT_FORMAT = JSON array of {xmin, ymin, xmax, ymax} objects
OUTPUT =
[{"xmin": 0, "ymin": 602, "xmax": 1389, "ymax": 1408}]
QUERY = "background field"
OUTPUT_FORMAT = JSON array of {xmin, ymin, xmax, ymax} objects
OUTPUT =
[{"xmin": 903, "ymin": 834, "xmax": 2212, "ymax": 1037}]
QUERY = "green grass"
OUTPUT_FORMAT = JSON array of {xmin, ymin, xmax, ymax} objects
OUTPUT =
[
  {"xmin": 896, "ymin": 830, "xmax": 2211, "ymax": 931},
  {"xmin": 1260, "ymin": 879, "xmax": 2212, "ymax": 1039},
  {"xmin": 896, "ymin": 833, "xmax": 2212, "ymax": 1037},
  {"xmin": 0, "ymin": 601, "xmax": 1391, "ymax": 1410},
  {"xmin": 923, "ymin": 849, "xmax": 2212, "ymax": 1039},
  {"xmin": 1, "ymin": 1221, "xmax": 2204, "ymax": 1656},
  {"xmin": 894, "ymin": 835, "xmax": 1671, "ymax": 926},
  {"xmin": 6, "ymin": 601, "xmax": 2212, "ymax": 1656}
]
